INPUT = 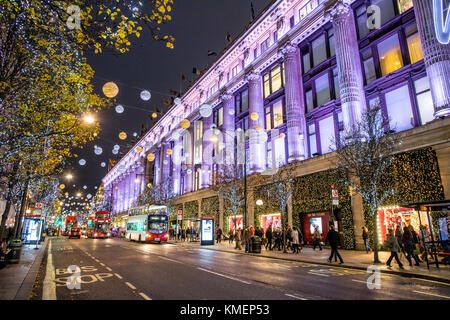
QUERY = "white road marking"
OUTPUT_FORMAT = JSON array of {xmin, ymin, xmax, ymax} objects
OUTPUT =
[
  {"xmin": 159, "ymin": 256, "xmax": 180, "ymax": 263},
  {"xmin": 43, "ymin": 240, "xmax": 57, "ymax": 300},
  {"xmin": 125, "ymin": 282, "xmax": 137, "ymax": 290},
  {"xmin": 411, "ymin": 278, "xmax": 450, "ymax": 286},
  {"xmin": 308, "ymin": 272, "xmax": 330, "ymax": 277},
  {"xmin": 197, "ymin": 267, "xmax": 251, "ymax": 284},
  {"xmin": 285, "ymin": 293, "xmax": 307, "ymax": 300},
  {"xmin": 106, "ymin": 267, "xmax": 113, "ymax": 271},
  {"xmin": 100, "ymin": 263, "xmax": 105, "ymax": 266},
  {"xmin": 114, "ymin": 273, "xmax": 123, "ymax": 279},
  {"xmin": 352, "ymin": 279, "xmax": 368, "ymax": 285},
  {"xmin": 413, "ymin": 290, "xmax": 450, "ymax": 299},
  {"xmin": 139, "ymin": 292, "xmax": 152, "ymax": 300}
]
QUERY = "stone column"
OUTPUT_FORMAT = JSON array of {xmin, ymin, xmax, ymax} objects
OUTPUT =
[
  {"xmin": 184, "ymin": 127, "xmax": 194, "ymax": 193},
  {"xmin": 350, "ymin": 180, "xmax": 366, "ymax": 251},
  {"xmin": 161, "ymin": 142, "xmax": 172, "ymax": 182},
  {"xmin": 172, "ymin": 136, "xmax": 183, "ymax": 195},
  {"xmin": 220, "ymin": 92, "xmax": 235, "ymax": 166},
  {"xmin": 281, "ymin": 42, "xmax": 307, "ymax": 162},
  {"xmin": 329, "ymin": 0, "xmax": 367, "ymax": 129},
  {"xmin": 287, "ymin": 196, "xmax": 293, "ymax": 228},
  {"xmin": 246, "ymin": 71, "xmax": 266, "ymax": 173},
  {"xmin": 413, "ymin": 0, "xmax": 450, "ymax": 118},
  {"xmin": 202, "ymin": 113, "xmax": 213, "ymax": 188},
  {"xmin": 153, "ymin": 147, "xmax": 161, "ymax": 185},
  {"xmin": 198, "ymin": 198, "xmax": 202, "ymax": 218}
]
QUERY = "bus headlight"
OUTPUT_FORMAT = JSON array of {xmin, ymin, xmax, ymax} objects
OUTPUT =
[{"xmin": 107, "ymin": 233, "xmax": 111, "ymax": 236}]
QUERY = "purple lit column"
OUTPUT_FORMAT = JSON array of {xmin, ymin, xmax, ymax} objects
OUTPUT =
[
  {"xmin": 172, "ymin": 136, "xmax": 183, "ymax": 195},
  {"xmin": 246, "ymin": 71, "xmax": 266, "ymax": 173},
  {"xmin": 220, "ymin": 92, "xmax": 235, "ymax": 166},
  {"xmin": 281, "ymin": 42, "xmax": 307, "ymax": 162},
  {"xmin": 153, "ymin": 147, "xmax": 161, "ymax": 185},
  {"xmin": 329, "ymin": 0, "xmax": 367, "ymax": 129},
  {"xmin": 161, "ymin": 142, "xmax": 172, "ymax": 181},
  {"xmin": 184, "ymin": 126, "xmax": 194, "ymax": 193},
  {"xmin": 202, "ymin": 113, "xmax": 213, "ymax": 188},
  {"xmin": 413, "ymin": 0, "xmax": 450, "ymax": 117}
]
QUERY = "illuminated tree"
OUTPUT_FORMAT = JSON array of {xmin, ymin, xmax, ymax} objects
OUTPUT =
[{"xmin": 333, "ymin": 105, "xmax": 399, "ymax": 263}]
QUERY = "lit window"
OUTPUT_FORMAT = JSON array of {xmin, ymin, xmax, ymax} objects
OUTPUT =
[
  {"xmin": 397, "ymin": 0, "xmax": 413, "ymax": 14},
  {"xmin": 308, "ymin": 123, "xmax": 317, "ymax": 156},
  {"xmin": 265, "ymin": 107, "xmax": 272, "ymax": 130},
  {"xmin": 362, "ymin": 48, "xmax": 377, "ymax": 84},
  {"xmin": 273, "ymin": 101, "xmax": 284, "ymax": 127},
  {"xmin": 319, "ymin": 116, "xmax": 336, "ymax": 154},
  {"xmin": 385, "ymin": 85, "xmax": 414, "ymax": 132},
  {"xmin": 414, "ymin": 77, "xmax": 434, "ymax": 125},
  {"xmin": 328, "ymin": 28, "xmax": 336, "ymax": 57},
  {"xmin": 305, "ymin": 89, "xmax": 314, "ymax": 113},
  {"xmin": 264, "ymin": 74, "xmax": 271, "ymax": 99},
  {"xmin": 271, "ymin": 67, "xmax": 282, "ymax": 93},
  {"xmin": 232, "ymin": 64, "xmax": 239, "ymax": 77},
  {"xmin": 303, "ymin": 52, "xmax": 311, "ymax": 73},
  {"xmin": 405, "ymin": 24, "xmax": 423, "ymax": 64},
  {"xmin": 377, "ymin": 34, "xmax": 403, "ymax": 76},
  {"xmin": 312, "ymin": 34, "xmax": 327, "ymax": 67},
  {"xmin": 315, "ymin": 73, "xmax": 331, "ymax": 107}
]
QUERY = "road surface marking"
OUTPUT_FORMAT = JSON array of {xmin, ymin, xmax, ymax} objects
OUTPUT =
[
  {"xmin": 285, "ymin": 293, "xmax": 307, "ymax": 300},
  {"xmin": 308, "ymin": 271, "xmax": 330, "ymax": 277},
  {"xmin": 43, "ymin": 240, "xmax": 57, "ymax": 300},
  {"xmin": 159, "ymin": 256, "xmax": 180, "ymax": 263},
  {"xmin": 105, "ymin": 267, "xmax": 113, "ymax": 271},
  {"xmin": 99, "ymin": 263, "xmax": 105, "ymax": 266},
  {"xmin": 197, "ymin": 267, "xmax": 251, "ymax": 284},
  {"xmin": 352, "ymin": 279, "xmax": 368, "ymax": 285},
  {"xmin": 114, "ymin": 273, "xmax": 123, "ymax": 279},
  {"xmin": 125, "ymin": 282, "xmax": 137, "ymax": 290},
  {"xmin": 139, "ymin": 292, "xmax": 152, "ymax": 300},
  {"xmin": 413, "ymin": 290, "xmax": 450, "ymax": 299},
  {"xmin": 411, "ymin": 278, "xmax": 450, "ymax": 286}
]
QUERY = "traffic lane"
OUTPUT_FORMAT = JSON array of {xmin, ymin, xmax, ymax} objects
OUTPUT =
[
  {"xmin": 120, "ymin": 241, "xmax": 450, "ymax": 300},
  {"xmin": 76, "ymin": 239, "xmax": 299, "ymax": 300},
  {"xmin": 48, "ymin": 238, "xmax": 143, "ymax": 300}
]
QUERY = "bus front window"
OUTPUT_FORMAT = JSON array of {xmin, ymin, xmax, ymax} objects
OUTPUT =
[
  {"xmin": 148, "ymin": 216, "xmax": 168, "ymax": 234},
  {"xmin": 95, "ymin": 224, "xmax": 109, "ymax": 233}
]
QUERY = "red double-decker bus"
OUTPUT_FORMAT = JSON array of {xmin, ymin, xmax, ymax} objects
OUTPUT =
[
  {"xmin": 64, "ymin": 216, "xmax": 78, "ymax": 236},
  {"xmin": 87, "ymin": 211, "xmax": 111, "ymax": 239}
]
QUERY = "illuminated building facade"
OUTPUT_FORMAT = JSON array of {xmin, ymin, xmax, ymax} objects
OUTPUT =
[{"xmin": 102, "ymin": 0, "xmax": 450, "ymax": 249}]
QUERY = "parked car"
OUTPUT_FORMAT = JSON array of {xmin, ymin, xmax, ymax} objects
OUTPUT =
[{"xmin": 68, "ymin": 228, "xmax": 81, "ymax": 239}]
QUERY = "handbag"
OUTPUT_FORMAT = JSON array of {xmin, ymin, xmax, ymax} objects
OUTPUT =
[{"xmin": 413, "ymin": 244, "xmax": 420, "ymax": 255}]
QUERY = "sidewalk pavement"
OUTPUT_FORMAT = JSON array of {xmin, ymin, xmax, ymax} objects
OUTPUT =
[
  {"xmin": 168, "ymin": 239, "xmax": 450, "ymax": 283},
  {"xmin": 0, "ymin": 239, "xmax": 48, "ymax": 300}
]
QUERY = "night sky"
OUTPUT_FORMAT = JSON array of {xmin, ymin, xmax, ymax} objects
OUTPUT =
[{"xmin": 63, "ymin": 0, "xmax": 273, "ymax": 199}]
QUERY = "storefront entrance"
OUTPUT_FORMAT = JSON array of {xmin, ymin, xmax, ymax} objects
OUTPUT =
[{"xmin": 301, "ymin": 212, "xmax": 331, "ymax": 245}]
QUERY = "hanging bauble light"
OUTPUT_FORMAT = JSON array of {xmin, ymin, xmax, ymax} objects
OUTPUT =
[
  {"xmin": 140, "ymin": 90, "xmax": 151, "ymax": 101},
  {"xmin": 136, "ymin": 146, "xmax": 143, "ymax": 153},
  {"xmin": 180, "ymin": 119, "xmax": 190, "ymax": 129},
  {"xmin": 94, "ymin": 146, "xmax": 103, "ymax": 155},
  {"xmin": 174, "ymin": 98, "xmax": 182, "ymax": 105},
  {"xmin": 112, "ymin": 149, "xmax": 118, "ymax": 155},
  {"xmin": 79, "ymin": 159, "xmax": 86, "ymax": 166},
  {"xmin": 115, "ymin": 104, "xmax": 124, "ymax": 114},
  {"xmin": 102, "ymin": 82, "xmax": 119, "ymax": 98},
  {"xmin": 147, "ymin": 153, "xmax": 155, "ymax": 162},
  {"xmin": 119, "ymin": 132, "xmax": 127, "ymax": 140},
  {"xmin": 166, "ymin": 149, "xmax": 173, "ymax": 155},
  {"xmin": 113, "ymin": 144, "xmax": 120, "ymax": 150},
  {"xmin": 250, "ymin": 112, "xmax": 259, "ymax": 121},
  {"xmin": 152, "ymin": 112, "xmax": 158, "ymax": 118},
  {"xmin": 59, "ymin": 184, "xmax": 65, "ymax": 189},
  {"xmin": 199, "ymin": 104, "xmax": 212, "ymax": 118},
  {"xmin": 133, "ymin": 132, "xmax": 138, "ymax": 137},
  {"xmin": 101, "ymin": 162, "xmax": 106, "ymax": 167}
]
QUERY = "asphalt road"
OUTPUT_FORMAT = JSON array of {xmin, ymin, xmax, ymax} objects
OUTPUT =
[{"xmin": 33, "ymin": 237, "xmax": 450, "ymax": 300}]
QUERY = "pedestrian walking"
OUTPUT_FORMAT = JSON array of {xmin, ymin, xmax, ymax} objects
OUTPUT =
[
  {"xmin": 395, "ymin": 225, "xmax": 404, "ymax": 252},
  {"xmin": 216, "ymin": 228, "xmax": 222, "ymax": 244},
  {"xmin": 274, "ymin": 228, "xmax": 282, "ymax": 251},
  {"xmin": 298, "ymin": 227, "xmax": 304, "ymax": 251},
  {"xmin": 234, "ymin": 228, "xmax": 242, "ymax": 250},
  {"xmin": 362, "ymin": 226, "xmax": 370, "ymax": 253},
  {"xmin": 291, "ymin": 227, "xmax": 300, "ymax": 254},
  {"xmin": 402, "ymin": 226, "xmax": 421, "ymax": 266},
  {"xmin": 286, "ymin": 227, "xmax": 293, "ymax": 251},
  {"xmin": 325, "ymin": 225, "xmax": 344, "ymax": 264},
  {"xmin": 385, "ymin": 229, "xmax": 404, "ymax": 269},
  {"xmin": 313, "ymin": 226, "xmax": 322, "ymax": 251},
  {"xmin": 265, "ymin": 227, "xmax": 273, "ymax": 250},
  {"xmin": 243, "ymin": 227, "xmax": 251, "ymax": 253}
]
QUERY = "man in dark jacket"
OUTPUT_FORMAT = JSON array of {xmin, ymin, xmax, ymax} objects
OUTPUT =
[
  {"xmin": 265, "ymin": 227, "xmax": 273, "ymax": 250},
  {"xmin": 325, "ymin": 225, "xmax": 344, "ymax": 264}
]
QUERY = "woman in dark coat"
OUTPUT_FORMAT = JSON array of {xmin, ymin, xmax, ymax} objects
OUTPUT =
[{"xmin": 402, "ymin": 227, "xmax": 420, "ymax": 266}]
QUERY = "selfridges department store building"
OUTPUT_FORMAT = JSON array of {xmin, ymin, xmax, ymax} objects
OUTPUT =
[{"xmin": 102, "ymin": 0, "xmax": 450, "ymax": 250}]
